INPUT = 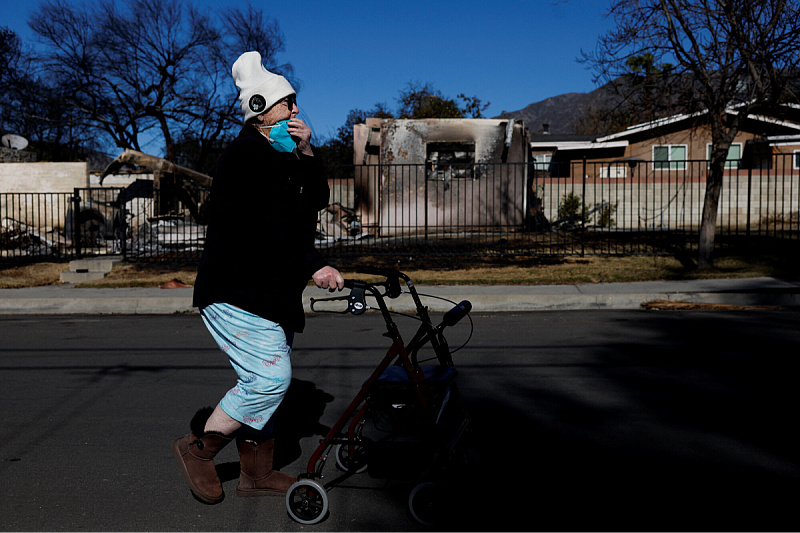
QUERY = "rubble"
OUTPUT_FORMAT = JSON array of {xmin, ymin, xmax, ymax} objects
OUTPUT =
[{"xmin": 1, "ymin": 217, "xmax": 67, "ymax": 257}]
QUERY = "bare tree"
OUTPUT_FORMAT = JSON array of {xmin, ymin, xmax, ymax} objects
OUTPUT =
[
  {"xmin": 27, "ymin": 0, "xmax": 292, "ymax": 168},
  {"xmin": 583, "ymin": 0, "xmax": 800, "ymax": 269},
  {"xmin": 0, "ymin": 26, "xmax": 24, "ymax": 135},
  {"xmin": 0, "ymin": 27, "xmax": 21, "ymax": 87},
  {"xmin": 1, "ymin": 25, "xmax": 96, "ymax": 161},
  {"xmin": 575, "ymin": 54, "xmax": 681, "ymax": 136}
]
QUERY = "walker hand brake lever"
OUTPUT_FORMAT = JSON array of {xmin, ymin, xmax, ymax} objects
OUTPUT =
[
  {"xmin": 345, "ymin": 286, "xmax": 367, "ymax": 315},
  {"xmin": 309, "ymin": 280, "xmax": 368, "ymax": 315}
]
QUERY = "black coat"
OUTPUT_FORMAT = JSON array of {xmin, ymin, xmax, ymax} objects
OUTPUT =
[{"xmin": 193, "ymin": 126, "xmax": 330, "ymax": 332}]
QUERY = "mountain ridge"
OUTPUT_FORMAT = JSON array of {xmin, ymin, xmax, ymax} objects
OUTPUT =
[{"xmin": 496, "ymin": 85, "xmax": 612, "ymax": 135}]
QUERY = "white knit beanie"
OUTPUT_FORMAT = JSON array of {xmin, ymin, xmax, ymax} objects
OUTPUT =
[{"xmin": 232, "ymin": 51, "xmax": 296, "ymax": 123}]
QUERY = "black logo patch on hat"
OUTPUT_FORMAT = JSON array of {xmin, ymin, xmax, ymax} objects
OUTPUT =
[{"xmin": 249, "ymin": 94, "xmax": 267, "ymax": 114}]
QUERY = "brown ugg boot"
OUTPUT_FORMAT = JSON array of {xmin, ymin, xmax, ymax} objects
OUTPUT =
[
  {"xmin": 235, "ymin": 437, "xmax": 297, "ymax": 496},
  {"xmin": 171, "ymin": 407, "xmax": 233, "ymax": 504}
]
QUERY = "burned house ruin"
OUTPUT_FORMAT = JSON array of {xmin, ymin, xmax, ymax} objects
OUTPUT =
[{"xmin": 347, "ymin": 118, "xmax": 530, "ymax": 238}]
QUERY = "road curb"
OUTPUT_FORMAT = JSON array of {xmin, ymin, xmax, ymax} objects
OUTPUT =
[{"xmin": 1, "ymin": 278, "xmax": 798, "ymax": 314}]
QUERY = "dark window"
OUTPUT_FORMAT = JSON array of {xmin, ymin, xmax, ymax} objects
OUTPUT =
[{"xmin": 427, "ymin": 142, "xmax": 475, "ymax": 180}]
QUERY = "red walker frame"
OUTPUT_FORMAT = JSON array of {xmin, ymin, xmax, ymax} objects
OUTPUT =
[{"xmin": 285, "ymin": 267, "xmax": 472, "ymax": 526}]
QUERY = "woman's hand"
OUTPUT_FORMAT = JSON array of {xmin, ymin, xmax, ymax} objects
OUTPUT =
[
  {"xmin": 313, "ymin": 265, "xmax": 344, "ymax": 291},
  {"xmin": 287, "ymin": 118, "xmax": 314, "ymax": 156}
]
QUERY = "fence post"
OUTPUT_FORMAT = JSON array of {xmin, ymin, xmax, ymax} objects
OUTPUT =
[
  {"xmin": 119, "ymin": 195, "xmax": 128, "ymax": 259},
  {"xmin": 424, "ymin": 161, "xmax": 430, "ymax": 244},
  {"xmin": 581, "ymin": 157, "xmax": 587, "ymax": 258},
  {"xmin": 71, "ymin": 188, "xmax": 82, "ymax": 258},
  {"xmin": 746, "ymin": 167, "xmax": 752, "ymax": 237}
]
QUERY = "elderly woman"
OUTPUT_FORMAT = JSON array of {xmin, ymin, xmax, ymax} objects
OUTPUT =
[{"xmin": 171, "ymin": 51, "xmax": 343, "ymax": 505}]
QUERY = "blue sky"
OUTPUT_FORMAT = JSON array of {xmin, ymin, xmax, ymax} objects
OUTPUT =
[{"xmin": 3, "ymin": 0, "xmax": 616, "ymax": 143}]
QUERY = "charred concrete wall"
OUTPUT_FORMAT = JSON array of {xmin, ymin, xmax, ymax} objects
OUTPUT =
[
  {"xmin": 353, "ymin": 118, "xmax": 529, "ymax": 234},
  {"xmin": 0, "ymin": 162, "xmax": 89, "ymax": 193},
  {"xmin": 1, "ymin": 162, "xmax": 89, "ymax": 229}
]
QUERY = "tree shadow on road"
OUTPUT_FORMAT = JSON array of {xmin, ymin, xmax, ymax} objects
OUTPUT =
[{"xmin": 436, "ymin": 312, "xmax": 799, "ymax": 531}]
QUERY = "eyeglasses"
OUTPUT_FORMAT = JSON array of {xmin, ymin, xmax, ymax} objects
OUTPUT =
[{"xmin": 279, "ymin": 95, "xmax": 297, "ymax": 109}]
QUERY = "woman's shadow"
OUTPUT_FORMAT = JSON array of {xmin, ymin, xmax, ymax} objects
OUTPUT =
[{"xmin": 217, "ymin": 378, "xmax": 334, "ymax": 481}]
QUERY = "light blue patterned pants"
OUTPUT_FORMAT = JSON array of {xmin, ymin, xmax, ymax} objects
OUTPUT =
[{"xmin": 200, "ymin": 303, "xmax": 293, "ymax": 431}]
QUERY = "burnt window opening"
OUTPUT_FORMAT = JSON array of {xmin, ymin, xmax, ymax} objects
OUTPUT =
[{"xmin": 427, "ymin": 142, "xmax": 475, "ymax": 182}]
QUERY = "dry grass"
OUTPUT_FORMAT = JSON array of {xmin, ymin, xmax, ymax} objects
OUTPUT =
[
  {"xmin": 1, "ymin": 245, "xmax": 793, "ymax": 289},
  {"xmin": 641, "ymin": 299, "xmax": 787, "ymax": 311},
  {"xmin": 79, "ymin": 263, "xmax": 200, "ymax": 288},
  {"xmin": 0, "ymin": 262, "xmax": 67, "ymax": 289}
]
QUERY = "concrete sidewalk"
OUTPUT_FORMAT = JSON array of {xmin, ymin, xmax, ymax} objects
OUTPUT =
[{"xmin": 1, "ymin": 277, "xmax": 799, "ymax": 315}]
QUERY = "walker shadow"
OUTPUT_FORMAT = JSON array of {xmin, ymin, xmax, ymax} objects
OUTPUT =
[
  {"xmin": 216, "ymin": 378, "xmax": 335, "ymax": 482},
  {"xmin": 272, "ymin": 378, "xmax": 335, "ymax": 468}
]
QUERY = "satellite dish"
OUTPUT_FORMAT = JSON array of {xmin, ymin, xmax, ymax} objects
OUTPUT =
[{"xmin": 1, "ymin": 134, "xmax": 29, "ymax": 150}]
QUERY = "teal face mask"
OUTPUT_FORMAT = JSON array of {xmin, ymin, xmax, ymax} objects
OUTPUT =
[{"xmin": 259, "ymin": 120, "xmax": 297, "ymax": 152}]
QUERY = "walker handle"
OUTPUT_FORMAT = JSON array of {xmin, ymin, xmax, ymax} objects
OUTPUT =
[
  {"xmin": 442, "ymin": 300, "xmax": 472, "ymax": 327},
  {"xmin": 356, "ymin": 266, "xmax": 403, "ymax": 298},
  {"xmin": 309, "ymin": 279, "xmax": 368, "ymax": 315}
]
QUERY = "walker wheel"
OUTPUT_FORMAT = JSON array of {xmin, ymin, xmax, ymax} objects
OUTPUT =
[
  {"xmin": 334, "ymin": 442, "xmax": 369, "ymax": 474},
  {"xmin": 286, "ymin": 479, "xmax": 328, "ymax": 525},
  {"xmin": 408, "ymin": 481, "xmax": 438, "ymax": 526}
]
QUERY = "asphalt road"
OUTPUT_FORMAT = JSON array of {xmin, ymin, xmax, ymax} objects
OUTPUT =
[{"xmin": 1, "ymin": 310, "xmax": 798, "ymax": 531}]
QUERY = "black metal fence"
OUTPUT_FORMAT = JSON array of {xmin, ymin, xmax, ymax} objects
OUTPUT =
[
  {"xmin": 2, "ymin": 155, "xmax": 798, "ymax": 264},
  {"xmin": 1, "ymin": 185, "xmax": 208, "ymax": 263},
  {"xmin": 320, "ymin": 155, "xmax": 799, "ymax": 258}
]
